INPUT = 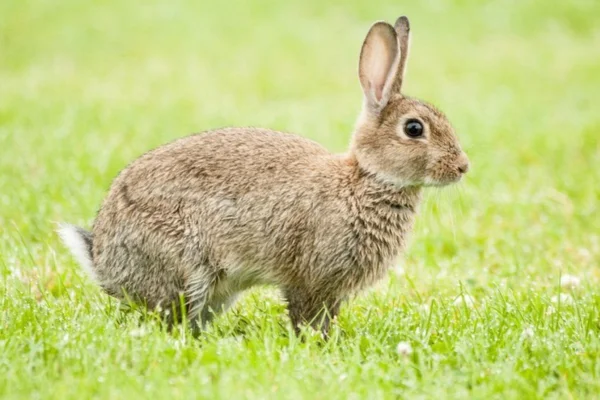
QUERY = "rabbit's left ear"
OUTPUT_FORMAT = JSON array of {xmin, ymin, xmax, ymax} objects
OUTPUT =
[
  {"xmin": 391, "ymin": 16, "xmax": 411, "ymax": 94},
  {"xmin": 358, "ymin": 22, "xmax": 400, "ymax": 111}
]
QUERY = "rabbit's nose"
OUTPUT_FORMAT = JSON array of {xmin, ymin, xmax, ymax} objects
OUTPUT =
[{"xmin": 457, "ymin": 153, "xmax": 470, "ymax": 174}]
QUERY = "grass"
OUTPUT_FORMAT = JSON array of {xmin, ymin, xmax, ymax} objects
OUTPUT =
[{"xmin": 1, "ymin": 0, "xmax": 599, "ymax": 398}]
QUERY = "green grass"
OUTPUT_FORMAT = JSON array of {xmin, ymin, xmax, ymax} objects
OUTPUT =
[{"xmin": 1, "ymin": 0, "xmax": 599, "ymax": 398}]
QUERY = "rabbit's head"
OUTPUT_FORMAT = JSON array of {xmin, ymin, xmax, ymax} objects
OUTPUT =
[{"xmin": 351, "ymin": 17, "xmax": 469, "ymax": 187}]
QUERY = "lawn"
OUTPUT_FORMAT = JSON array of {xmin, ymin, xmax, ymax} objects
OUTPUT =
[{"xmin": 1, "ymin": 0, "xmax": 599, "ymax": 398}]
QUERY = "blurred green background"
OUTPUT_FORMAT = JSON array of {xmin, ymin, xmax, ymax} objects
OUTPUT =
[{"xmin": 1, "ymin": 0, "xmax": 599, "ymax": 398}]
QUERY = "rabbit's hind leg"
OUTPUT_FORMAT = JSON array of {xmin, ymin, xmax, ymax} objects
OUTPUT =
[
  {"xmin": 284, "ymin": 287, "xmax": 343, "ymax": 339},
  {"xmin": 200, "ymin": 290, "xmax": 240, "ymax": 325}
]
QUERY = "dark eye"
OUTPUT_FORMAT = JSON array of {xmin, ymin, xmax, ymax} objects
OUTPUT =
[{"xmin": 404, "ymin": 119, "xmax": 424, "ymax": 138}]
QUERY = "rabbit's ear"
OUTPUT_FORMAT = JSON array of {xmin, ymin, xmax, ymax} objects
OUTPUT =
[
  {"xmin": 359, "ymin": 22, "xmax": 400, "ymax": 111},
  {"xmin": 391, "ymin": 16, "xmax": 411, "ymax": 94}
]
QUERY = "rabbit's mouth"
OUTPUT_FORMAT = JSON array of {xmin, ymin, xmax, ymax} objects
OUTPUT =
[
  {"xmin": 423, "ymin": 153, "xmax": 469, "ymax": 187},
  {"xmin": 423, "ymin": 172, "xmax": 465, "ymax": 187}
]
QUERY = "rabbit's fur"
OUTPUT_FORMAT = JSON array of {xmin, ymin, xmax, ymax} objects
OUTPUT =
[{"xmin": 59, "ymin": 16, "xmax": 469, "ymax": 336}]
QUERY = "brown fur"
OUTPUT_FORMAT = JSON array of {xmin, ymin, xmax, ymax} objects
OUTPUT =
[{"xmin": 59, "ymin": 16, "xmax": 469, "ymax": 336}]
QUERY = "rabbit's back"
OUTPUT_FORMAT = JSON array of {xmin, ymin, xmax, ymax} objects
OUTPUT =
[{"xmin": 91, "ymin": 128, "xmax": 360, "ymax": 305}]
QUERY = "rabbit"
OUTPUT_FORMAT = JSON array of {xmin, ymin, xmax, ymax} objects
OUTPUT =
[{"xmin": 58, "ymin": 16, "xmax": 469, "ymax": 336}]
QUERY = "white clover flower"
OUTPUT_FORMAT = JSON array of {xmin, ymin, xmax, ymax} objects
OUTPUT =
[
  {"xmin": 545, "ymin": 305, "xmax": 556, "ymax": 316},
  {"xmin": 129, "ymin": 327, "xmax": 149, "ymax": 337},
  {"xmin": 551, "ymin": 293, "xmax": 573, "ymax": 305},
  {"xmin": 577, "ymin": 248, "xmax": 591, "ymax": 260},
  {"xmin": 418, "ymin": 303, "xmax": 430, "ymax": 314},
  {"xmin": 396, "ymin": 341, "xmax": 413, "ymax": 357},
  {"xmin": 392, "ymin": 265, "xmax": 405, "ymax": 276},
  {"xmin": 560, "ymin": 274, "xmax": 581, "ymax": 290},
  {"xmin": 521, "ymin": 326, "xmax": 535, "ymax": 340},
  {"xmin": 453, "ymin": 294, "xmax": 476, "ymax": 308}
]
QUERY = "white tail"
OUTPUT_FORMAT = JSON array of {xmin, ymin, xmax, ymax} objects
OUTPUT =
[{"xmin": 57, "ymin": 223, "xmax": 97, "ymax": 281}]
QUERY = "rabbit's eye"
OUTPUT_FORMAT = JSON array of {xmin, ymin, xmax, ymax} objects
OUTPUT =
[{"xmin": 404, "ymin": 119, "xmax": 424, "ymax": 138}]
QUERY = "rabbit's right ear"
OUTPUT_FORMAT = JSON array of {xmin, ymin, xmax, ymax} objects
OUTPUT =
[
  {"xmin": 391, "ymin": 16, "xmax": 411, "ymax": 94},
  {"xmin": 358, "ymin": 22, "xmax": 400, "ymax": 112}
]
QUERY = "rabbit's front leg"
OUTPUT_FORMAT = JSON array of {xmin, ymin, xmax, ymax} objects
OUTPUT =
[
  {"xmin": 184, "ymin": 267, "xmax": 219, "ymax": 333},
  {"xmin": 284, "ymin": 287, "xmax": 342, "ymax": 338}
]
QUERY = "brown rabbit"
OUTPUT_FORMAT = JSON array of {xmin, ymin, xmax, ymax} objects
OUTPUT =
[{"xmin": 59, "ymin": 16, "xmax": 469, "ymax": 336}]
